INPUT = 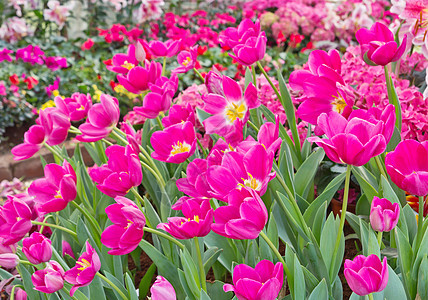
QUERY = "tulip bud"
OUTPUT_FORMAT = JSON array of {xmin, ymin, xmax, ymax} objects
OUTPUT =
[
  {"xmin": 135, "ymin": 41, "xmax": 146, "ymax": 63},
  {"xmin": 32, "ymin": 261, "xmax": 65, "ymax": 294},
  {"xmin": 370, "ymin": 197, "xmax": 400, "ymax": 232},
  {"xmin": 22, "ymin": 232, "xmax": 52, "ymax": 265},
  {"xmin": 0, "ymin": 253, "xmax": 19, "ymax": 269},
  {"xmin": 150, "ymin": 276, "xmax": 176, "ymax": 300}
]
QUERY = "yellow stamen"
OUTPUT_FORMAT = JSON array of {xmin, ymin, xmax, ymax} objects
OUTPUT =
[
  {"xmin": 225, "ymin": 102, "xmax": 247, "ymax": 123},
  {"xmin": 171, "ymin": 141, "xmax": 191, "ymax": 156},
  {"xmin": 238, "ymin": 173, "xmax": 262, "ymax": 191},
  {"xmin": 77, "ymin": 259, "xmax": 91, "ymax": 272},
  {"xmin": 180, "ymin": 215, "xmax": 200, "ymax": 225},
  {"xmin": 331, "ymin": 93, "xmax": 346, "ymax": 114},
  {"xmin": 125, "ymin": 220, "xmax": 133, "ymax": 229},
  {"xmin": 182, "ymin": 57, "xmax": 192, "ymax": 67},
  {"xmin": 121, "ymin": 61, "xmax": 135, "ymax": 71},
  {"xmin": 54, "ymin": 190, "xmax": 62, "ymax": 199}
]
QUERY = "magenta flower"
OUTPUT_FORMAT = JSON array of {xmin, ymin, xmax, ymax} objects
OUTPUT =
[
  {"xmin": 307, "ymin": 111, "xmax": 386, "ymax": 166},
  {"xmin": 212, "ymin": 188, "xmax": 268, "ymax": 239},
  {"xmin": 22, "ymin": 232, "xmax": 52, "ymax": 264},
  {"xmin": 370, "ymin": 197, "xmax": 400, "ymax": 232},
  {"xmin": 64, "ymin": 242, "xmax": 101, "ymax": 297},
  {"xmin": 44, "ymin": 56, "xmax": 67, "ymax": 71},
  {"xmin": 28, "ymin": 160, "xmax": 77, "ymax": 213},
  {"xmin": 162, "ymin": 104, "xmax": 196, "ymax": 128},
  {"xmin": 207, "ymin": 144, "xmax": 275, "ymax": 200},
  {"xmin": 133, "ymin": 74, "xmax": 178, "ymax": 119},
  {"xmin": 32, "ymin": 261, "xmax": 65, "ymax": 294},
  {"xmin": 150, "ymin": 121, "xmax": 196, "ymax": 164},
  {"xmin": 150, "ymin": 275, "xmax": 176, "ymax": 300},
  {"xmin": 107, "ymin": 44, "xmax": 139, "ymax": 74},
  {"xmin": 62, "ymin": 240, "xmax": 75, "ymax": 259},
  {"xmin": 16, "ymin": 44, "xmax": 44, "ymax": 65},
  {"xmin": 223, "ymin": 260, "xmax": 283, "ymax": 300},
  {"xmin": 229, "ymin": 32, "xmax": 267, "ymax": 66},
  {"xmin": 219, "ymin": 19, "xmax": 262, "ymax": 50},
  {"xmin": 144, "ymin": 39, "xmax": 180, "ymax": 57},
  {"xmin": 11, "ymin": 125, "xmax": 45, "ymax": 161},
  {"xmin": 202, "ymin": 75, "xmax": 259, "ymax": 138},
  {"xmin": 117, "ymin": 60, "xmax": 162, "ymax": 94},
  {"xmin": 344, "ymin": 254, "xmax": 388, "ymax": 296},
  {"xmin": 76, "ymin": 94, "xmax": 120, "ymax": 142},
  {"xmin": 205, "ymin": 70, "xmax": 224, "ymax": 96},
  {"xmin": 385, "ymin": 140, "xmax": 428, "ymax": 196},
  {"xmin": 55, "ymin": 93, "xmax": 92, "ymax": 122},
  {"xmin": 173, "ymin": 46, "xmax": 198, "ymax": 74},
  {"xmin": 0, "ymin": 48, "xmax": 13, "ymax": 62},
  {"xmin": 101, "ymin": 196, "xmax": 146, "ymax": 255},
  {"xmin": 89, "ymin": 145, "xmax": 142, "ymax": 197},
  {"xmin": 356, "ymin": 22, "xmax": 407, "ymax": 66},
  {"xmin": 175, "ymin": 158, "xmax": 212, "ymax": 201},
  {"xmin": 0, "ymin": 253, "xmax": 19, "ymax": 269},
  {"xmin": 157, "ymin": 199, "xmax": 213, "ymax": 239}
]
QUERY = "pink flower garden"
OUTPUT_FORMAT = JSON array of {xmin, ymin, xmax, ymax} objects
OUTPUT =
[{"xmin": 0, "ymin": 0, "xmax": 428, "ymax": 299}]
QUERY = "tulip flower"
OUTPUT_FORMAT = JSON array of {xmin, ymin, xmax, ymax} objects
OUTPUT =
[
  {"xmin": 13, "ymin": 287, "xmax": 27, "ymax": 300},
  {"xmin": 150, "ymin": 276, "xmax": 176, "ymax": 300},
  {"xmin": 0, "ymin": 253, "xmax": 19, "ymax": 269},
  {"xmin": 106, "ymin": 43, "xmax": 139, "ymax": 74},
  {"xmin": 144, "ymin": 39, "xmax": 180, "ymax": 58},
  {"xmin": 223, "ymin": 260, "xmax": 283, "ymax": 300},
  {"xmin": 22, "ymin": 232, "xmax": 52, "ymax": 264},
  {"xmin": 219, "ymin": 19, "xmax": 262, "ymax": 50},
  {"xmin": 162, "ymin": 104, "xmax": 196, "ymax": 128},
  {"xmin": 62, "ymin": 240, "xmax": 75, "ymax": 259},
  {"xmin": 118, "ymin": 60, "xmax": 162, "ymax": 94},
  {"xmin": 76, "ymin": 94, "xmax": 120, "ymax": 142},
  {"xmin": 157, "ymin": 199, "xmax": 213, "ymax": 239},
  {"xmin": 344, "ymin": 254, "xmax": 388, "ymax": 296},
  {"xmin": 202, "ymin": 75, "xmax": 259, "ymax": 138},
  {"xmin": 173, "ymin": 46, "xmax": 198, "ymax": 74},
  {"xmin": 370, "ymin": 197, "xmax": 400, "ymax": 232},
  {"xmin": 28, "ymin": 160, "xmax": 77, "ymax": 213},
  {"xmin": 229, "ymin": 32, "xmax": 267, "ymax": 66},
  {"xmin": 212, "ymin": 188, "xmax": 268, "ymax": 239},
  {"xmin": 89, "ymin": 145, "xmax": 142, "ymax": 198},
  {"xmin": 175, "ymin": 158, "xmax": 212, "ymax": 200},
  {"xmin": 150, "ymin": 121, "xmax": 196, "ymax": 164},
  {"xmin": 356, "ymin": 22, "xmax": 407, "ymax": 66},
  {"xmin": 0, "ymin": 196, "xmax": 34, "ymax": 245},
  {"xmin": 308, "ymin": 111, "xmax": 386, "ymax": 166},
  {"xmin": 64, "ymin": 242, "xmax": 101, "ymax": 297},
  {"xmin": 385, "ymin": 140, "xmax": 428, "ymax": 196},
  {"xmin": 101, "ymin": 196, "xmax": 146, "ymax": 255},
  {"xmin": 32, "ymin": 261, "xmax": 65, "ymax": 293},
  {"xmin": 205, "ymin": 70, "xmax": 224, "ymax": 96},
  {"xmin": 55, "ymin": 93, "xmax": 92, "ymax": 122}
]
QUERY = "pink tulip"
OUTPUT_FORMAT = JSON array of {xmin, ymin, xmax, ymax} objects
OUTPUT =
[
  {"xmin": 0, "ymin": 253, "xmax": 19, "ymax": 269},
  {"xmin": 219, "ymin": 19, "xmax": 262, "ymax": 50},
  {"xmin": 356, "ymin": 22, "xmax": 407, "ymax": 66},
  {"xmin": 223, "ymin": 260, "xmax": 283, "ymax": 300},
  {"xmin": 370, "ymin": 197, "xmax": 400, "ymax": 232},
  {"xmin": 385, "ymin": 140, "xmax": 428, "ymax": 196},
  {"xmin": 344, "ymin": 254, "xmax": 388, "ymax": 296},
  {"xmin": 162, "ymin": 104, "xmax": 196, "ymax": 128},
  {"xmin": 118, "ymin": 60, "xmax": 162, "ymax": 94},
  {"xmin": 120, "ymin": 122, "xmax": 142, "ymax": 154},
  {"xmin": 89, "ymin": 145, "xmax": 142, "ymax": 197},
  {"xmin": 157, "ymin": 199, "xmax": 213, "ymax": 239},
  {"xmin": 202, "ymin": 75, "xmax": 259, "ymax": 138},
  {"xmin": 150, "ymin": 121, "xmax": 196, "ymax": 164},
  {"xmin": 173, "ymin": 46, "xmax": 198, "ymax": 74},
  {"xmin": 107, "ymin": 44, "xmax": 139, "ymax": 74},
  {"xmin": 212, "ymin": 188, "xmax": 268, "ymax": 239},
  {"xmin": 11, "ymin": 125, "xmax": 45, "ymax": 160},
  {"xmin": 32, "ymin": 261, "xmax": 65, "ymax": 293},
  {"xmin": 62, "ymin": 240, "xmax": 75, "ymax": 259},
  {"xmin": 307, "ymin": 111, "xmax": 386, "ymax": 166},
  {"xmin": 14, "ymin": 288, "xmax": 27, "ymax": 300},
  {"xmin": 76, "ymin": 94, "xmax": 120, "ymax": 142},
  {"xmin": 144, "ymin": 39, "xmax": 180, "ymax": 58},
  {"xmin": 229, "ymin": 32, "xmax": 267, "ymax": 66},
  {"xmin": 133, "ymin": 74, "xmax": 178, "ymax": 119},
  {"xmin": 205, "ymin": 70, "xmax": 224, "ymax": 96},
  {"xmin": 175, "ymin": 158, "xmax": 212, "ymax": 200},
  {"xmin": 150, "ymin": 275, "xmax": 176, "ymax": 300},
  {"xmin": 22, "ymin": 232, "xmax": 52, "ymax": 264},
  {"xmin": 101, "ymin": 196, "xmax": 146, "ymax": 255},
  {"xmin": 28, "ymin": 160, "xmax": 77, "ymax": 213},
  {"xmin": 55, "ymin": 93, "xmax": 92, "ymax": 122},
  {"xmin": 64, "ymin": 242, "xmax": 101, "ymax": 297},
  {"xmin": 0, "ymin": 196, "xmax": 34, "ymax": 245}
]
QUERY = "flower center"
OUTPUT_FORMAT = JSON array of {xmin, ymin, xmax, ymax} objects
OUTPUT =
[
  {"xmin": 182, "ymin": 56, "xmax": 192, "ymax": 67},
  {"xmin": 77, "ymin": 258, "xmax": 91, "ymax": 273},
  {"xmin": 181, "ymin": 215, "xmax": 200, "ymax": 225},
  {"xmin": 121, "ymin": 61, "xmax": 135, "ymax": 70},
  {"xmin": 171, "ymin": 141, "xmax": 191, "ymax": 156},
  {"xmin": 54, "ymin": 190, "xmax": 62, "ymax": 199},
  {"xmin": 125, "ymin": 220, "xmax": 133, "ymax": 229},
  {"xmin": 225, "ymin": 102, "xmax": 246, "ymax": 123},
  {"xmin": 331, "ymin": 93, "xmax": 346, "ymax": 114},
  {"xmin": 238, "ymin": 173, "xmax": 262, "ymax": 191}
]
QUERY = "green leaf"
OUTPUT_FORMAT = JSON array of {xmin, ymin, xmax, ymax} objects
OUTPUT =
[
  {"xmin": 386, "ymin": 126, "xmax": 402, "ymax": 152},
  {"xmin": 16, "ymin": 265, "xmax": 41, "ymax": 300},
  {"xmin": 204, "ymin": 232, "xmax": 236, "ymax": 272},
  {"xmin": 308, "ymin": 279, "xmax": 328, "ymax": 300},
  {"xmin": 180, "ymin": 248, "xmax": 201, "ymax": 299},
  {"xmin": 395, "ymin": 227, "xmax": 416, "ymax": 299},
  {"xmin": 207, "ymin": 281, "xmax": 233, "ymax": 300},
  {"xmin": 294, "ymin": 148, "xmax": 325, "ymax": 198},
  {"xmin": 138, "ymin": 263, "xmax": 156, "ymax": 300},
  {"xmin": 104, "ymin": 271, "xmax": 128, "ymax": 299},
  {"xmin": 278, "ymin": 141, "xmax": 295, "ymax": 197},
  {"xmin": 196, "ymin": 107, "xmax": 211, "ymax": 123},
  {"xmin": 383, "ymin": 266, "xmax": 407, "ymax": 299},
  {"xmin": 358, "ymin": 218, "xmax": 380, "ymax": 257},
  {"xmin": 352, "ymin": 166, "xmax": 379, "ymax": 201},
  {"xmin": 320, "ymin": 214, "xmax": 344, "ymax": 281},
  {"xmin": 88, "ymin": 275, "xmax": 106, "ymax": 300},
  {"xmin": 417, "ymin": 255, "xmax": 428, "ymax": 299},
  {"xmin": 125, "ymin": 273, "xmax": 139, "ymax": 300},
  {"xmin": 203, "ymin": 247, "xmax": 223, "ymax": 274}
]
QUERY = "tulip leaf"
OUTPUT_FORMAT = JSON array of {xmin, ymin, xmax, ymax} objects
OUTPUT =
[
  {"xmin": 379, "ymin": 265, "xmax": 405, "ymax": 299},
  {"xmin": 386, "ymin": 126, "xmax": 402, "ymax": 152},
  {"xmin": 287, "ymin": 248, "xmax": 306, "ymax": 300},
  {"xmin": 195, "ymin": 107, "xmax": 211, "ymax": 123},
  {"xmin": 88, "ymin": 275, "xmax": 107, "ymax": 300},
  {"xmin": 16, "ymin": 265, "xmax": 41, "ymax": 300},
  {"xmin": 417, "ymin": 255, "xmax": 428, "ymax": 299},
  {"xmin": 204, "ymin": 232, "xmax": 236, "ymax": 272},
  {"xmin": 178, "ymin": 269, "xmax": 194, "ymax": 300},
  {"xmin": 302, "ymin": 266, "xmax": 321, "ymax": 294},
  {"xmin": 352, "ymin": 166, "xmax": 379, "ymax": 201},
  {"xmin": 180, "ymin": 248, "xmax": 201, "ymax": 299},
  {"xmin": 308, "ymin": 278, "xmax": 328, "ymax": 300},
  {"xmin": 104, "ymin": 271, "xmax": 128, "ymax": 299},
  {"xmin": 395, "ymin": 227, "xmax": 416, "ymax": 299},
  {"xmin": 48, "ymin": 294, "xmax": 60, "ymax": 300},
  {"xmin": 320, "ymin": 214, "xmax": 344, "ymax": 282},
  {"xmin": 358, "ymin": 218, "xmax": 380, "ymax": 257},
  {"xmin": 412, "ymin": 228, "xmax": 428, "ymax": 280},
  {"xmin": 384, "ymin": 66, "xmax": 402, "ymax": 130},
  {"xmin": 294, "ymin": 148, "xmax": 325, "ymax": 198},
  {"xmin": 402, "ymin": 204, "xmax": 417, "ymax": 243},
  {"xmin": 138, "ymin": 263, "xmax": 156, "ymax": 300},
  {"xmin": 203, "ymin": 248, "xmax": 223, "ymax": 274},
  {"xmin": 124, "ymin": 273, "xmax": 138, "ymax": 300},
  {"xmin": 278, "ymin": 141, "xmax": 295, "ymax": 197},
  {"xmin": 206, "ymin": 281, "xmax": 233, "ymax": 300},
  {"xmin": 272, "ymin": 202, "xmax": 298, "ymax": 250}
]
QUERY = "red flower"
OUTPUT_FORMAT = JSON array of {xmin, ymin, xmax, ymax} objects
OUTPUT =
[
  {"xmin": 81, "ymin": 39, "xmax": 94, "ymax": 51},
  {"xmin": 197, "ymin": 45, "xmax": 208, "ymax": 55},
  {"xmin": 9, "ymin": 74, "xmax": 19, "ymax": 85},
  {"xmin": 289, "ymin": 34, "xmax": 304, "ymax": 48},
  {"xmin": 276, "ymin": 31, "xmax": 286, "ymax": 46},
  {"xmin": 23, "ymin": 76, "xmax": 38, "ymax": 89}
]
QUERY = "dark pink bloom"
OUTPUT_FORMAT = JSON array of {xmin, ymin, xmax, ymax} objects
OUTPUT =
[
  {"xmin": 62, "ymin": 240, "xmax": 75, "ymax": 259},
  {"xmin": 150, "ymin": 276, "xmax": 176, "ymax": 300},
  {"xmin": 229, "ymin": 32, "xmax": 267, "ymax": 66},
  {"xmin": 16, "ymin": 45, "xmax": 44, "ymax": 65},
  {"xmin": 219, "ymin": 19, "xmax": 262, "ymax": 49},
  {"xmin": 44, "ymin": 56, "xmax": 67, "ymax": 71},
  {"xmin": 46, "ymin": 77, "xmax": 60, "ymax": 97},
  {"xmin": 0, "ymin": 48, "xmax": 13, "ymax": 62},
  {"xmin": 385, "ymin": 140, "xmax": 428, "ymax": 196},
  {"xmin": 223, "ymin": 260, "xmax": 283, "ymax": 300},
  {"xmin": 76, "ymin": 94, "xmax": 120, "ymax": 142},
  {"xmin": 157, "ymin": 199, "xmax": 213, "ymax": 239},
  {"xmin": 101, "ymin": 196, "xmax": 146, "ymax": 255},
  {"xmin": 117, "ymin": 60, "xmax": 162, "ymax": 94},
  {"xmin": 370, "ymin": 197, "xmax": 400, "ymax": 232},
  {"xmin": 144, "ymin": 39, "xmax": 180, "ymax": 57},
  {"xmin": 356, "ymin": 22, "xmax": 407, "ymax": 66},
  {"xmin": 173, "ymin": 46, "xmax": 198, "ymax": 74},
  {"xmin": 81, "ymin": 38, "xmax": 94, "ymax": 51},
  {"xmin": 344, "ymin": 254, "xmax": 388, "ymax": 296},
  {"xmin": 32, "ymin": 261, "xmax": 65, "ymax": 294},
  {"xmin": 11, "ymin": 125, "xmax": 45, "ymax": 160},
  {"xmin": 133, "ymin": 74, "xmax": 178, "ymax": 119},
  {"xmin": 175, "ymin": 158, "xmax": 212, "ymax": 202},
  {"xmin": 64, "ymin": 242, "xmax": 101, "ymax": 297},
  {"xmin": 55, "ymin": 93, "xmax": 92, "ymax": 122},
  {"xmin": 212, "ymin": 188, "xmax": 268, "ymax": 239},
  {"xmin": 150, "ymin": 121, "xmax": 196, "ymax": 164},
  {"xmin": 0, "ymin": 196, "xmax": 34, "ymax": 245},
  {"xmin": 0, "ymin": 253, "xmax": 19, "ymax": 269},
  {"xmin": 28, "ymin": 160, "xmax": 77, "ymax": 213},
  {"xmin": 162, "ymin": 104, "xmax": 196, "ymax": 128},
  {"xmin": 205, "ymin": 70, "xmax": 224, "ymax": 96},
  {"xmin": 307, "ymin": 111, "xmax": 386, "ymax": 166},
  {"xmin": 22, "ymin": 232, "xmax": 52, "ymax": 264},
  {"xmin": 107, "ymin": 44, "xmax": 139, "ymax": 74},
  {"xmin": 120, "ymin": 122, "xmax": 142, "ymax": 154},
  {"xmin": 89, "ymin": 145, "xmax": 142, "ymax": 197}
]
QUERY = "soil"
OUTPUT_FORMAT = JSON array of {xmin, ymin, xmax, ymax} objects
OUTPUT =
[{"xmin": 0, "ymin": 123, "xmax": 31, "ymax": 155}]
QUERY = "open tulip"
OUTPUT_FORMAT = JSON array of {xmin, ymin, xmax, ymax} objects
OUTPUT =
[
  {"xmin": 150, "ymin": 276, "xmax": 176, "ymax": 300},
  {"xmin": 162, "ymin": 104, "xmax": 196, "ymax": 128},
  {"xmin": 223, "ymin": 260, "xmax": 283, "ymax": 300},
  {"xmin": 370, "ymin": 197, "xmax": 400, "ymax": 232},
  {"xmin": 175, "ymin": 158, "xmax": 212, "ymax": 200},
  {"xmin": 173, "ymin": 46, "xmax": 198, "ymax": 74},
  {"xmin": 344, "ymin": 254, "xmax": 388, "ymax": 296},
  {"xmin": 32, "ymin": 261, "xmax": 65, "ymax": 294},
  {"xmin": 219, "ymin": 19, "xmax": 262, "ymax": 50},
  {"xmin": 229, "ymin": 32, "xmax": 267, "ymax": 66},
  {"xmin": 144, "ymin": 39, "xmax": 180, "ymax": 58},
  {"xmin": 107, "ymin": 43, "xmax": 139, "ymax": 74},
  {"xmin": 22, "ymin": 232, "xmax": 52, "ymax": 264},
  {"xmin": 385, "ymin": 140, "xmax": 428, "ymax": 196},
  {"xmin": 101, "ymin": 196, "xmax": 146, "ymax": 255},
  {"xmin": 55, "ymin": 93, "xmax": 92, "ymax": 122},
  {"xmin": 118, "ymin": 60, "xmax": 162, "ymax": 94}
]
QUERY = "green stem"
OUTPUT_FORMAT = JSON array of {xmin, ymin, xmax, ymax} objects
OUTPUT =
[
  {"xmin": 259, "ymin": 231, "xmax": 292, "ymax": 280},
  {"xmin": 196, "ymin": 138, "xmax": 208, "ymax": 158},
  {"xmin": 247, "ymin": 120, "xmax": 259, "ymax": 133},
  {"xmin": 71, "ymin": 201, "xmax": 102, "ymax": 235},
  {"xmin": 257, "ymin": 61, "xmax": 281, "ymax": 102},
  {"xmin": 193, "ymin": 68, "xmax": 205, "ymax": 82},
  {"xmin": 10, "ymin": 284, "xmax": 25, "ymax": 300},
  {"xmin": 39, "ymin": 214, "xmax": 55, "ymax": 234},
  {"xmin": 31, "ymin": 221, "xmax": 77, "ymax": 238},
  {"xmin": 96, "ymin": 272, "xmax": 128, "ymax": 300},
  {"xmin": 416, "ymin": 196, "xmax": 425, "ymax": 247},
  {"xmin": 156, "ymin": 115, "xmax": 164, "ymax": 130},
  {"xmin": 374, "ymin": 155, "xmax": 388, "ymax": 178},
  {"xmin": 251, "ymin": 64, "xmax": 257, "ymax": 84},
  {"xmin": 144, "ymin": 227, "xmax": 185, "ymax": 250},
  {"xmin": 329, "ymin": 164, "xmax": 352, "ymax": 280},
  {"xmin": 130, "ymin": 187, "xmax": 153, "ymax": 229},
  {"xmin": 18, "ymin": 260, "xmax": 34, "ymax": 266},
  {"xmin": 101, "ymin": 138, "xmax": 113, "ymax": 146},
  {"xmin": 377, "ymin": 231, "xmax": 383, "ymax": 248},
  {"xmin": 194, "ymin": 237, "xmax": 207, "ymax": 292},
  {"xmin": 162, "ymin": 57, "xmax": 167, "ymax": 76},
  {"xmin": 368, "ymin": 293, "xmax": 374, "ymax": 300},
  {"xmin": 62, "ymin": 287, "xmax": 80, "ymax": 300},
  {"xmin": 44, "ymin": 143, "xmax": 64, "ymax": 159}
]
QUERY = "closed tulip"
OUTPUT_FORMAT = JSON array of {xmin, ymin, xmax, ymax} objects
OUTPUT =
[
  {"xmin": 150, "ymin": 276, "xmax": 176, "ymax": 300},
  {"xmin": 370, "ymin": 197, "xmax": 400, "ymax": 232},
  {"xmin": 32, "ymin": 261, "xmax": 65, "ymax": 294},
  {"xmin": 22, "ymin": 232, "xmax": 52, "ymax": 265}
]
